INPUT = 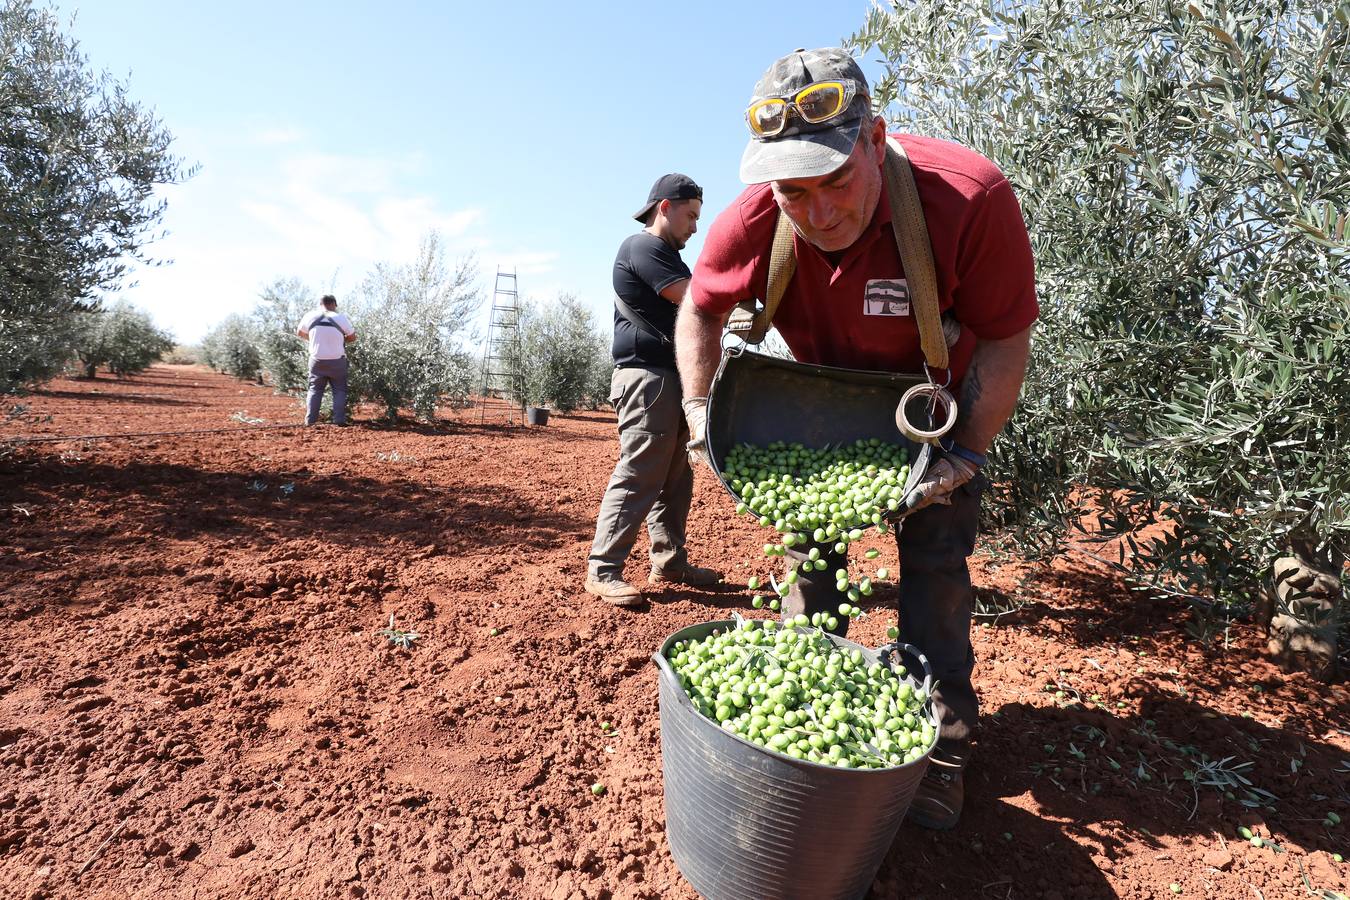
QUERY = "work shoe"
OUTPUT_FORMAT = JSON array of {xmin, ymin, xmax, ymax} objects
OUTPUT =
[
  {"xmin": 907, "ymin": 753, "xmax": 965, "ymax": 830},
  {"xmin": 584, "ymin": 575, "xmax": 642, "ymax": 607},
  {"xmin": 649, "ymin": 564, "xmax": 723, "ymax": 587}
]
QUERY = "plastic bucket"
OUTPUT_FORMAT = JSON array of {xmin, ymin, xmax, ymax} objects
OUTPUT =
[
  {"xmin": 653, "ymin": 619, "xmax": 938, "ymax": 900},
  {"xmin": 525, "ymin": 406, "xmax": 549, "ymax": 426},
  {"xmin": 703, "ymin": 348, "xmax": 936, "ymax": 519}
]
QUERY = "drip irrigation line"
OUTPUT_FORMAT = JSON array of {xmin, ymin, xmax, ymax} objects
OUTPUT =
[{"xmin": 2, "ymin": 422, "xmax": 312, "ymax": 446}]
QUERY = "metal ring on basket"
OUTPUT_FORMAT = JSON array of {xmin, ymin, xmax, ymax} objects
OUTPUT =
[{"xmin": 895, "ymin": 382, "xmax": 957, "ymax": 445}]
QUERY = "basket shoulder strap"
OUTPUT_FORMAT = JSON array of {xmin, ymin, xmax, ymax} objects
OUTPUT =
[
  {"xmin": 760, "ymin": 210, "xmax": 797, "ymax": 335},
  {"xmin": 884, "ymin": 137, "xmax": 949, "ymax": 371},
  {"xmin": 726, "ymin": 209, "xmax": 796, "ymax": 344}
]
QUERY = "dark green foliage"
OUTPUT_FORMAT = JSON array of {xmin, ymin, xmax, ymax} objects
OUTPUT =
[
  {"xmin": 851, "ymin": 0, "xmax": 1350, "ymax": 613},
  {"xmin": 0, "ymin": 0, "xmax": 188, "ymax": 393}
]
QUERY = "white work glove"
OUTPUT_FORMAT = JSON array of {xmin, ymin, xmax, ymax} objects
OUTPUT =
[
  {"xmin": 907, "ymin": 454, "xmax": 980, "ymax": 512},
  {"xmin": 682, "ymin": 397, "xmax": 710, "ymax": 470}
]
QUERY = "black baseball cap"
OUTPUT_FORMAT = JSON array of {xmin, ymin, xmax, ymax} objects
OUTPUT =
[
  {"xmin": 632, "ymin": 173, "xmax": 703, "ymax": 222},
  {"xmin": 740, "ymin": 47, "xmax": 872, "ymax": 184}
]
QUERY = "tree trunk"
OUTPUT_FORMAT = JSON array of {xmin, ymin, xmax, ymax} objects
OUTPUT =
[
  {"xmin": 1263, "ymin": 534, "xmax": 1341, "ymax": 681},
  {"xmin": 84, "ymin": 362, "xmax": 96, "ymax": 379}
]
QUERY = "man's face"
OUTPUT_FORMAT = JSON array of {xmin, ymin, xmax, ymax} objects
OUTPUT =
[
  {"xmin": 664, "ymin": 198, "xmax": 701, "ymax": 250},
  {"xmin": 769, "ymin": 118, "xmax": 885, "ymax": 254}
]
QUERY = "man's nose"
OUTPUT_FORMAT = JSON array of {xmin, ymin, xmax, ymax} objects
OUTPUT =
[{"xmin": 806, "ymin": 194, "xmax": 835, "ymax": 229}]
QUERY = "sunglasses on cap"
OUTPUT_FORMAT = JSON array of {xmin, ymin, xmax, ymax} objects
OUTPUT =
[{"xmin": 745, "ymin": 79, "xmax": 867, "ymax": 138}]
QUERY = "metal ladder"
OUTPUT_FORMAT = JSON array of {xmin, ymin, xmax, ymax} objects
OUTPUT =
[{"xmin": 478, "ymin": 267, "xmax": 524, "ymax": 424}]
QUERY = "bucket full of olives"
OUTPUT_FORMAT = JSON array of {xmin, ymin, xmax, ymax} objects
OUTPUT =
[{"xmin": 653, "ymin": 616, "xmax": 937, "ymax": 900}]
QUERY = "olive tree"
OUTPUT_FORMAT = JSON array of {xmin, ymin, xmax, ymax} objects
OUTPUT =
[
  {"xmin": 851, "ymin": 0, "xmax": 1350, "ymax": 675},
  {"xmin": 0, "ymin": 0, "xmax": 187, "ymax": 393},
  {"xmin": 507, "ymin": 294, "xmax": 611, "ymax": 413},
  {"xmin": 251, "ymin": 277, "xmax": 315, "ymax": 393},
  {"xmin": 201, "ymin": 314, "xmax": 263, "ymax": 382},
  {"xmin": 346, "ymin": 233, "xmax": 482, "ymax": 420},
  {"xmin": 585, "ymin": 328, "xmax": 615, "ymax": 410},
  {"xmin": 74, "ymin": 302, "xmax": 174, "ymax": 377}
]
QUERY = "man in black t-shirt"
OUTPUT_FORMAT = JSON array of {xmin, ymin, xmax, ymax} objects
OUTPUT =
[{"xmin": 585, "ymin": 174, "xmax": 723, "ymax": 605}]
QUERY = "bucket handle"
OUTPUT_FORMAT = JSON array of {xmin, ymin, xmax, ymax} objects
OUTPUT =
[
  {"xmin": 651, "ymin": 651, "xmax": 696, "ymax": 711},
  {"xmin": 877, "ymin": 641, "xmax": 933, "ymax": 698}
]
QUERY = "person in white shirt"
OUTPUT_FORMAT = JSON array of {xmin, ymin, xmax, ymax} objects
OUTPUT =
[{"xmin": 296, "ymin": 294, "xmax": 357, "ymax": 425}]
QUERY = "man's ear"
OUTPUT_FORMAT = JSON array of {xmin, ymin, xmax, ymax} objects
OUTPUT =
[{"xmin": 866, "ymin": 115, "xmax": 887, "ymax": 156}]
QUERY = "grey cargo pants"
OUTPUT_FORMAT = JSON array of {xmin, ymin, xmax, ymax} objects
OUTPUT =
[
  {"xmin": 306, "ymin": 356, "xmax": 349, "ymax": 425},
  {"xmin": 783, "ymin": 473, "xmax": 984, "ymax": 747},
  {"xmin": 588, "ymin": 366, "xmax": 694, "ymax": 580}
]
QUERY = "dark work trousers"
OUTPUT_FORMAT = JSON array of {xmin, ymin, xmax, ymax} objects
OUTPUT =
[
  {"xmin": 784, "ymin": 473, "xmax": 984, "ymax": 750},
  {"xmin": 306, "ymin": 356, "xmax": 349, "ymax": 425},
  {"xmin": 587, "ymin": 366, "xmax": 694, "ymax": 579}
]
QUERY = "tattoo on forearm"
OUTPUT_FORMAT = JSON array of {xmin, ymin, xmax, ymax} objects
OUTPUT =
[{"xmin": 960, "ymin": 362, "xmax": 985, "ymax": 420}]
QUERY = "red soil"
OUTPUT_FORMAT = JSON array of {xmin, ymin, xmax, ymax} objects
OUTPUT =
[{"xmin": 1, "ymin": 365, "xmax": 1347, "ymax": 900}]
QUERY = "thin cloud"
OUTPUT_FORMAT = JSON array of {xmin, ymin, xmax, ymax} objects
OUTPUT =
[
  {"xmin": 105, "ymin": 142, "xmax": 570, "ymax": 342},
  {"xmin": 373, "ymin": 198, "xmax": 483, "ymax": 244},
  {"xmin": 492, "ymin": 249, "xmax": 560, "ymax": 276},
  {"xmin": 252, "ymin": 126, "xmax": 306, "ymax": 146},
  {"xmin": 238, "ymin": 149, "xmax": 482, "ymax": 269}
]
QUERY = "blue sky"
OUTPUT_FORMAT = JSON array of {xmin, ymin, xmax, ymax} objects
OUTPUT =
[{"xmin": 49, "ymin": 0, "xmax": 887, "ymax": 343}]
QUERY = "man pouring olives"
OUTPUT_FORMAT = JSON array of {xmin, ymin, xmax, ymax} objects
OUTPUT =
[{"xmin": 675, "ymin": 47, "xmax": 1038, "ymax": 830}]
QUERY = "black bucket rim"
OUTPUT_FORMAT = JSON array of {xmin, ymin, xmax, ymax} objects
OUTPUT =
[{"xmin": 653, "ymin": 617, "xmax": 940, "ymax": 776}]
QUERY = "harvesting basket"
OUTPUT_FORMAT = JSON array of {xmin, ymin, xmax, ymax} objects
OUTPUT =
[
  {"xmin": 653, "ymin": 619, "xmax": 938, "ymax": 900},
  {"xmin": 703, "ymin": 347, "xmax": 935, "ymax": 518}
]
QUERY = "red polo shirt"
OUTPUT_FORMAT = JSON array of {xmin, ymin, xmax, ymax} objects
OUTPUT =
[{"xmin": 690, "ymin": 134, "xmax": 1038, "ymax": 384}]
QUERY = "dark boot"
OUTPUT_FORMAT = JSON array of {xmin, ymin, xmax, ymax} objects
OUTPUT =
[{"xmin": 907, "ymin": 740, "xmax": 969, "ymax": 830}]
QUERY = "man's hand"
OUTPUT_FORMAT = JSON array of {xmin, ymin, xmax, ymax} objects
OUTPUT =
[
  {"xmin": 682, "ymin": 397, "xmax": 709, "ymax": 469},
  {"xmin": 907, "ymin": 454, "xmax": 980, "ymax": 512}
]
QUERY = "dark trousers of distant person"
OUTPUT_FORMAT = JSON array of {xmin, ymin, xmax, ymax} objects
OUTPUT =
[
  {"xmin": 306, "ymin": 356, "xmax": 349, "ymax": 425},
  {"xmin": 588, "ymin": 365, "xmax": 694, "ymax": 579}
]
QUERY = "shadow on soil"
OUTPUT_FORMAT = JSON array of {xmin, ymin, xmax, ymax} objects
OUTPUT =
[
  {"xmin": 0, "ymin": 455, "xmax": 587, "ymax": 557},
  {"xmin": 974, "ymin": 563, "xmax": 1239, "ymax": 651},
  {"xmin": 27, "ymin": 388, "xmax": 197, "ymax": 407},
  {"xmin": 71, "ymin": 371, "xmax": 220, "ymax": 389},
  {"xmin": 357, "ymin": 415, "xmax": 614, "ymax": 445},
  {"xmin": 872, "ymin": 685, "xmax": 1350, "ymax": 899}
]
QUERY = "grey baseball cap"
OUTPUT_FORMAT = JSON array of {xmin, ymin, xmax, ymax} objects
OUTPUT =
[{"xmin": 739, "ymin": 47, "xmax": 872, "ymax": 185}]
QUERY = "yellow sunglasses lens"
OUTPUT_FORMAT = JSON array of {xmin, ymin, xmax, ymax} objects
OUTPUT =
[
  {"xmin": 748, "ymin": 98, "xmax": 788, "ymax": 136},
  {"xmin": 795, "ymin": 82, "xmax": 846, "ymax": 123}
]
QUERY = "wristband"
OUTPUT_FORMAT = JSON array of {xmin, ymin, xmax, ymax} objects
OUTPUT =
[{"xmin": 939, "ymin": 437, "xmax": 987, "ymax": 468}]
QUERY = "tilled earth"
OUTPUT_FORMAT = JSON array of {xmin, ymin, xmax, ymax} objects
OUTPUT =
[{"xmin": 1, "ymin": 365, "xmax": 1347, "ymax": 900}]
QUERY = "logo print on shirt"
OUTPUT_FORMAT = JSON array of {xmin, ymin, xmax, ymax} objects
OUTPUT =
[{"xmin": 863, "ymin": 279, "xmax": 911, "ymax": 316}]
